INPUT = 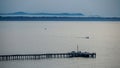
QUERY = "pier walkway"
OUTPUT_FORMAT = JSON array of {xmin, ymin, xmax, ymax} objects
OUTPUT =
[{"xmin": 0, "ymin": 51, "xmax": 96, "ymax": 61}]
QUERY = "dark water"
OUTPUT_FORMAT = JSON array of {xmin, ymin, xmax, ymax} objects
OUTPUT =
[{"xmin": 0, "ymin": 21, "xmax": 120, "ymax": 68}]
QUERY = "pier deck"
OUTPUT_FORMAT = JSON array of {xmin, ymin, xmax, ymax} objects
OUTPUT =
[{"xmin": 0, "ymin": 51, "xmax": 96, "ymax": 61}]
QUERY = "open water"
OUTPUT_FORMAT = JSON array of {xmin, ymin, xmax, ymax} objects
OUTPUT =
[{"xmin": 0, "ymin": 21, "xmax": 120, "ymax": 68}]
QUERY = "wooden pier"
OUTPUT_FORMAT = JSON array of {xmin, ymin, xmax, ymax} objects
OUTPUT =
[{"xmin": 0, "ymin": 51, "xmax": 96, "ymax": 61}]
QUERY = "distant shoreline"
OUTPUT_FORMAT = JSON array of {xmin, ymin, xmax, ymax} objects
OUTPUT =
[{"xmin": 0, "ymin": 16, "xmax": 120, "ymax": 21}]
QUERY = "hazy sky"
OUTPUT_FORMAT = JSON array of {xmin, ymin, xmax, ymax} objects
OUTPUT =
[{"xmin": 0, "ymin": 0, "xmax": 120, "ymax": 17}]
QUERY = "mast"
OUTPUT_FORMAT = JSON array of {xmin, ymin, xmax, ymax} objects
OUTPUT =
[{"xmin": 77, "ymin": 44, "xmax": 79, "ymax": 52}]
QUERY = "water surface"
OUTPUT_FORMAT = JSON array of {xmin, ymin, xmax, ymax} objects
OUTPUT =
[{"xmin": 0, "ymin": 21, "xmax": 120, "ymax": 68}]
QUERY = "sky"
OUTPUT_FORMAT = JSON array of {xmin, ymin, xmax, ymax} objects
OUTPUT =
[{"xmin": 0, "ymin": 0, "xmax": 120, "ymax": 17}]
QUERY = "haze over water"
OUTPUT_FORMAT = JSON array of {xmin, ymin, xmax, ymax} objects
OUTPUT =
[{"xmin": 0, "ymin": 21, "xmax": 120, "ymax": 68}]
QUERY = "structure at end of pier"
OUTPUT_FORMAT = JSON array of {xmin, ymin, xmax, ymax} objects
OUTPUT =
[{"xmin": 68, "ymin": 51, "xmax": 96, "ymax": 58}]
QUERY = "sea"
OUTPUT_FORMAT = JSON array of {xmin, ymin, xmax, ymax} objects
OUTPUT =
[{"xmin": 0, "ymin": 21, "xmax": 120, "ymax": 68}]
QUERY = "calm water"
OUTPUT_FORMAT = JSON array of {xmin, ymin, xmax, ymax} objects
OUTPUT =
[{"xmin": 0, "ymin": 21, "xmax": 120, "ymax": 68}]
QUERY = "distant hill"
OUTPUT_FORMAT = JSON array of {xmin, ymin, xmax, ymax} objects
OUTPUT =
[
  {"xmin": 0, "ymin": 12, "xmax": 26, "ymax": 15},
  {"xmin": 0, "ymin": 12, "xmax": 120, "ymax": 21},
  {"xmin": 11, "ymin": 12, "xmax": 29, "ymax": 15},
  {"xmin": 0, "ymin": 12, "xmax": 84, "ymax": 16}
]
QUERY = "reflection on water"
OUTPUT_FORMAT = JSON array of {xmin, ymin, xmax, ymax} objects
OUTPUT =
[{"xmin": 0, "ymin": 21, "xmax": 120, "ymax": 68}]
